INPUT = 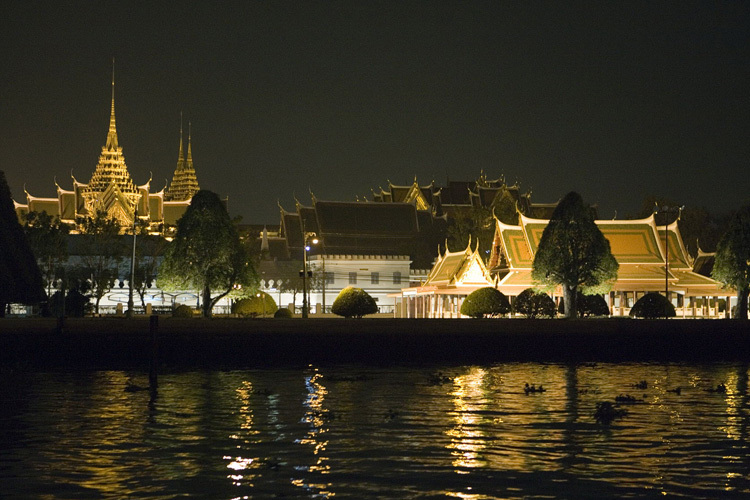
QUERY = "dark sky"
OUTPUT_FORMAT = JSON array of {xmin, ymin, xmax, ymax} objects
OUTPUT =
[{"xmin": 2, "ymin": 1, "xmax": 749, "ymax": 224}]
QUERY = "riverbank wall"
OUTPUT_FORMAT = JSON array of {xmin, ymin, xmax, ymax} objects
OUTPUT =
[{"xmin": 0, "ymin": 317, "xmax": 748, "ymax": 369}]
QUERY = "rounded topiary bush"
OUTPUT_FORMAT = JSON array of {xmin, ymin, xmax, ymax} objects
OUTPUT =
[
  {"xmin": 232, "ymin": 293, "xmax": 278, "ymax": 317},
  {"xmin": 274, "ymin": 307, "xmax": 293, "ymax": 318},
  {"xmin": 514, "ymin": 288, "xmax": 556, "ymax": 318},
  {"xmin": 332, "ymin": 287, "xmax": 378, "ymax": 318},
  {"xmin": 630, "ymin": 292, "xmax": 676, "ymax": 318},
  {"xmin": 579, "ymin": 294, "xmax": 610, "ymax": 317},
  {"xmin": 557, "ymin": 292, "xmax": 611, "ymax": 318},
  {"xmin": 460, "ymin": 287, "xmax": 511, "ymax": 318},
  {"xmin": 173, "ymin": 304, "xmax": 196, "ymax": 318}
]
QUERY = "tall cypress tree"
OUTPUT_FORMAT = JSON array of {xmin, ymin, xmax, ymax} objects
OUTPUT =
[
  {"xmin": 0, "ymin": 170, "xmax": 45, "ymax": 316},
  {"xmin": 531, "ymin": 191, "xmax": 618, "ymax": 318}
]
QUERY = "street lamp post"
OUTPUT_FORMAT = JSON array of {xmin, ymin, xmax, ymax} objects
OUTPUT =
[
  {"xmin": 655, "ymin": 204, "xmax": 683, "ymax": 318},
  {"xmin": 301, "ymin": 233, "xmax": 318, "ymax": 318},
  {"xmin": 127, "ymin": 208, "xmax": 137, "ymax": 318}
]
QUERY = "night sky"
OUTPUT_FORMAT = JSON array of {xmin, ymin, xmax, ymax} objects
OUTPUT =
[{"xmin": 2, "ymin": 1, "xmax": 748, "ymax": 225}]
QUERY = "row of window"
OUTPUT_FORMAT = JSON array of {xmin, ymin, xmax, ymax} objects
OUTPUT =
[{"xmin": 321, "ymin": 271, "xmax": 402, "ymax": 285}]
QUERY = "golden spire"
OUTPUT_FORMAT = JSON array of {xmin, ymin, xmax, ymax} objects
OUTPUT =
[
  {"xmin": 81, "ymin": 61, "xmax": 140, "ymax": 227},
  {"xmin": 165, "ymin": 117, "xmax": 199, "ymax": 201},
  {"xmin": 177, "ymin": 112, "xmax": 184, "ymax": 164},
  {"xmin": 106, "ymin": 58, "xmax": 118, "ymax": 150},
  {"xmin": 186, "ymin": 121, "xmax": 193, "ymax": 165}
]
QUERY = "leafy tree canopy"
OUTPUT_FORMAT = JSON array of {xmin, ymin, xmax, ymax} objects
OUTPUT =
[
  {"xmin": 531, "ymin": 192, "xmax": 618, "ymax": 318},
  {"xmin": 158, "ymin": 190, "xmax": 258, "ymax": 317},
  {"xmin": 712, "ymin": 203, "xmax": 750, "ymax": 319},
  {"xmin": 460, "ymin": 287, "xmax": 511, "ymax": 318}
]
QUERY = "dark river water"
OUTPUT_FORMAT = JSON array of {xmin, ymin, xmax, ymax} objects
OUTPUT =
[{"xmin": 1, "ymin": 362, "xmax": 748, "ymax": 499}]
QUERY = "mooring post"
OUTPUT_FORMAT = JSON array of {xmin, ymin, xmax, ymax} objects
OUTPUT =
[{"xmin": 149, "ymin": 314, "xmax": 159, "ymax": 390}]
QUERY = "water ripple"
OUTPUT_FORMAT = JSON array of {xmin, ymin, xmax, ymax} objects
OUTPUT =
[{"xmin": 1, "ymin": 362, "xmax": 748, "ymax": 498}]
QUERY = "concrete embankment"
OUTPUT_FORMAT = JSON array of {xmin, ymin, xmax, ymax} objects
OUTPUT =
[{"xmin": 0, "ymin": 317, "xmax": 748, "ymax": 369}]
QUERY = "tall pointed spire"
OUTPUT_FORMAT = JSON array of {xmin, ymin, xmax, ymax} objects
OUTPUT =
[
  {"xmin": 81, "ymin": 61, "xmax": 140, "ymax": 226},
  {"xmin": 106, "ymin": 58, "xmax": 119, "ymax": 150},
  {"xmin": 177, "ymin": 112, "xmax": 185, "ymax": 164},
  {"xmin": 186, "ymin": 121, "xmax": 193, "ymax": 166},
  {"xmin": 165, "ymin": 117, "xmax": 200, "ymax": 201}
]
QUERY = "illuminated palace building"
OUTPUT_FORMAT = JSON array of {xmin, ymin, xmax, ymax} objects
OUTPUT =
[{"xmin": 14, "ymin": 76, "xmax": 200, "ymax": 235}]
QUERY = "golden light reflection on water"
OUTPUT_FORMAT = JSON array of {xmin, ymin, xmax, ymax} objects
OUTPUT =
[
  {"xmin": 293, "ymin": 366, "xmax": 334, "ymax": 497},
  {"xmin": 3, "ymin": 364, "xmax": 750, "ymax": 499},
  {"xmin": 447, "ymin": 367, "xmax": 488, "ymax": 472}
]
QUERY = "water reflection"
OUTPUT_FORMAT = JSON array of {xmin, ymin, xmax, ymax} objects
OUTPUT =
[
  {"xmin": 1, "ymin": 363, "xmax": 750, "ymax": 499},
  {"xmin": 447, "ymin": 367, "xmax": 488, "ymax": 472},
  {"xmin": 293, "ymin": 366, "xmax": 333, "ymax": 497}
]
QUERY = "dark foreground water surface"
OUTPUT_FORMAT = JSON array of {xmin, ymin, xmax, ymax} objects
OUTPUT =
[{"xmin": 1, "ymin": 362, "xmax": 749, "ymax": 499}]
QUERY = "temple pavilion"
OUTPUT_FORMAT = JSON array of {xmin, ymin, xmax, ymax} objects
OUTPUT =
[
  {"xmin": 396, "ymin": 213, "xmax": 731, "ymax": 318},
  {"xmin": 14, "ymin": 74, "xmax": 199, "ymax": 235}
]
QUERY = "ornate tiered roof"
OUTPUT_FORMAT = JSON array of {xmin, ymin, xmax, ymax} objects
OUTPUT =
[
  {"xmin": 422, "ymin": 239, "xmax": 494, "ymax": 288},
  {"xmin": 491, "ymin": 213, "xmax": 725, "ymax": 297},
  {"xmin": 13, "ymin": 67, "xmax": 195, "ymax": 235},
  {"xmin": 165, "ymin": 122, "xmax": 200, "ymax": 201},
  {"xmin": 80, "ymin": 72, "xmax": 140, "ymax": 226},
  {"xmin": 370, "ymin": 173, "xmax": 554, "ymax": 221}
]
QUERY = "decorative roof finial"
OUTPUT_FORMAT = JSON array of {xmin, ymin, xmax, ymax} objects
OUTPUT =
[
  {"xmin": 106, "ymin": 58, "xmax": 119, "ymax": 150},
  {"xmin": 186, "ymin": 121, "xmax": 193, "ymax": 164},
  {"xmin": 177, "ymin": 112, "xmax": 184, "ymax": 164}
]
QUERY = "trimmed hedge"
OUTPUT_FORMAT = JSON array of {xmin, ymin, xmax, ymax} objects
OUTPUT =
[
  {"xmin": 274, "ymin": 307, "xmax": 293, "ymax": 319},
  {"xmin": 332, "ymin": 287, "xmax": 378, "ymax": 318},
  {"xmin": 630, "ymin": 292, "xmax": 676, "ymax": 318},
  {"xmin": 558, "ymin": 292, "xmax": 611, "ymax": 318},
  {"xmin": 173, "ymin": 304, "xmax": 196, "ymax": 318},
  {"xmin": 514, "ymin": 289, "xmax": 556, "ymax": 318},
  {"xmin": 232, "ymin": 293, "xmax": 278, "ymax": 317},
  {"xmin": 460, "ymin": 287, "xmax": 511, "ymax": 318}
]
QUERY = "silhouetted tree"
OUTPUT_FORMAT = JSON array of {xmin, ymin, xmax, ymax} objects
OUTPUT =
[
  {"xmin": 23, "ymin": 211, "xmax": 70, "ymax": 301},
  {"xmin": 76, "ymin": 210, "xmax": 123, "ymax": 314},
  {"xmin": 132, "ymin": 233, "xmax": 167, "ymax": 309},
  {"xmin": 446, "ymin": 206, "xmax": 494, "ymax": 263},
  {"xmin": 532, "ymin": 192, "xmax": 618, "ymax": 318},
  {"xmin": 712, "ymin": 204, "xmax": 750, "ymax": 319},
  {"xmin": 0, "ymin": 170, "xmax": 45, "ymax": 315}
]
